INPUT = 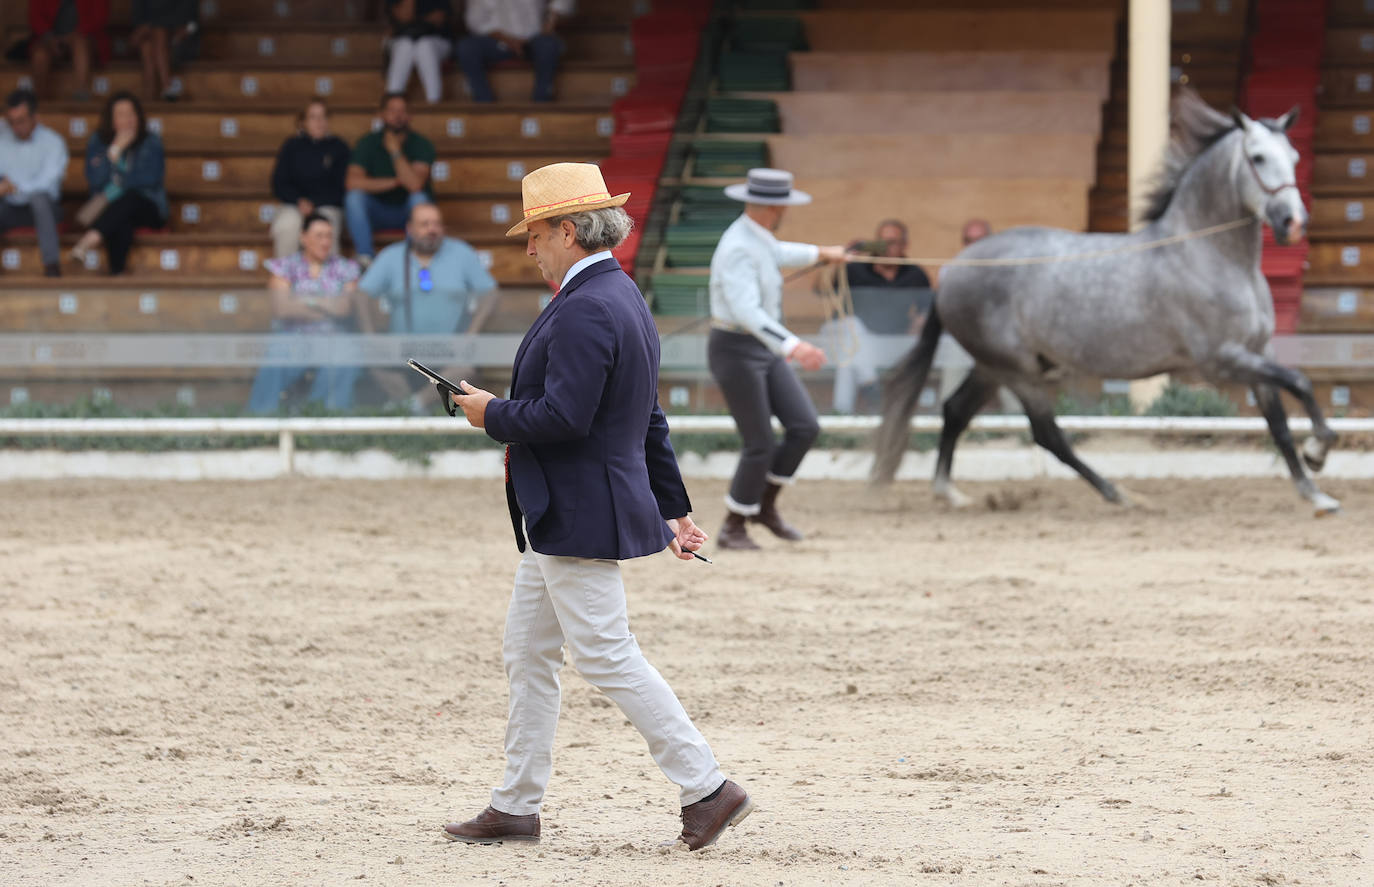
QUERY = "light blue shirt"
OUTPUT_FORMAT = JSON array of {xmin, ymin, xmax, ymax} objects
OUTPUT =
[
  {"xmin": 0, "ymin": 121, "xmax": 68, "ymax": 206},
  {"xmin": 708, "ymin": 213, "xmax": 819, "ymax": 356},
  {"xmin": 359, "ymin": 237, "xmax": 498, "ymax": 334}
]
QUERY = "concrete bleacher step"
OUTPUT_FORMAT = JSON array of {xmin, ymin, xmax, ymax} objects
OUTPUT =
[
  {"xmin": 1319, "ymin": 68, "xmax": 1374, "ymax": 107},
  {"xmin": 0, "ymin": 288, "xmax": 275, "ymax": 332},
  {"xmin": 786, "ymin": 51, "xmax": 1112, "ymax": 98},
  {"xmin": 1300, "ymin": 286, "xmax": 1374, "ymax": 332},
  {"xmin": 759, "ymin": 133, "xmax": 1100, "ymax": 181},
  {"xmin": 1313, "ymin": 153, "xmax": 1374, "ymax": 195},
  {"xmin": 194, "ymin": 0, "xmax": 641, "ymax": 24},
  {"xmin": 750, "ymin": 91, "xmax": 1106, "ymax": 137},
  {"xmin": 1305, "ymin": 242, "xmax": 1374, "ymax": 285},
  {"xmin": 2, "ymin": 233, "xmax": 544, "ymax": 283},
  {"xmin": 39, "ymin": 107, "xmax": 616, "ymax": 155},
  {"xmin": 150, "ymin": 196, "xmax": 532, "ymax": 236},
  {"xmin": 1330, "ymin": 0, "xmax": 1374, "ymax": 26},
  {"xmin": 0, "ymin": 284, "xmax": 552, "ymax": 334},
  {"xmin": 790, "ymin": 9, "xmax": 1117, "ymax": 52},
  {"xmin": 1, "ymin": 66, "xmax": 635, "ymax": 105},
  {"xmin": 1315, "ymin": 110, "xmax": 1374, "ymax": 151},
  {"xmin": 58, "ymin": 152, "xmax": 604, "ymax": 198},
  {"xmin": 1310, "ymin": 196, "xmax": 1374, "ymax": 239},
  {"xmin": 195, "ymin": 24, "xmax": 634, "ymax": 68},
  {"xmin": 0, "ymin": 22, "xmax": 635, "ymax": 68},
  {"xmin": 1324, "ymin": 28, "xmax": 1374, "ymax": 66}
]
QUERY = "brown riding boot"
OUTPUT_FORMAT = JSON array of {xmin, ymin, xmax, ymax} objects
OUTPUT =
[
  {"xmin": 716, "ymin": 511, "xmax": 760, "ymax": 550},
  {"xmin": 750, "ymin": 482, "xmax": 804, "ymax": 541}
]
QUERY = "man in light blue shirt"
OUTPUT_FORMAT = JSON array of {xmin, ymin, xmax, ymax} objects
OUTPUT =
[
  {"xmin": 358, "ymin": 201, "xmax": 498, "ymax": 408},
  {"xmin": 0, "ymin": 89, "xmax": 69, "ymax": 277}
]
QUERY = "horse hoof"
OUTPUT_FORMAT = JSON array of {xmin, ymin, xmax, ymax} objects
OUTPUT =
[
  {"xmin": 1311, "ymin": 492, "xmax": 1341, "ymax": 517},
  {"xmin": 936, "ymin": 487, "xmax": 973, "ymax": 508},
  {"xmin": 1302, "ymin": 437, "xmax": 1329, "ymax": 473}
]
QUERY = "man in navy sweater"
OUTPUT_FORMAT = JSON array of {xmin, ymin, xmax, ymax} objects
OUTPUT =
[
  {"xmin": 268, "ymin": 98, "xmax": 351, "ymax": 258},
  {"xmin": 444, "ymin": 163, "xmax": 753, "ymax": 851}
]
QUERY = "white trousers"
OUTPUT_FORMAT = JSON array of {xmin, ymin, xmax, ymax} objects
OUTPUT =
[
  {"xmin": 490, "ymin": 549, "xmax": 724, "ymax": 815},
  {"xmin": 386, "ymin": 36, "xmax": 451, "ymax": 104},
  {"xmin": 269, "ymin": 204, "xmax": 343, "ymax": 258}
]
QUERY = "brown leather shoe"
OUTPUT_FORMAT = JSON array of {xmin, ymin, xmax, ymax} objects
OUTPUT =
[
  {"xmin": 716, "ymin": 512, "xmax": 760, "ymax": 550},
  {"xmin": 443, "ymin": 806, "xmax": 540, "ymax": 844},
  {"xmin": 670, "ymin": 780, "xmax": 754, "ymax": 851},
  {"xmin": 750, "ymin": 482, "xmax": 804, "ymax": 541}
]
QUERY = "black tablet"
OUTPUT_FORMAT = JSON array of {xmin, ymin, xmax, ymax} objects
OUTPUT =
[{"xmin": 407, "ymin": 358, "xmax": 463, "ymax": 396}]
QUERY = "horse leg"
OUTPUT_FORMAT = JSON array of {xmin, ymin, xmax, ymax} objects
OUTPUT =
[
  {"xmin": 1252, "ymin": 383, "xmax": 1340, "ymax": 515},
  {"xmin": 933, "ymin": 369, "xmax": 999, "ymax": 507},
  {"xmin": 1012, "ymin": 384, "xmax": 1125, "ymax": 504},
  {"xmin": 1218, "ymin": 346, "xmax": 1338, "ymax": 472}
]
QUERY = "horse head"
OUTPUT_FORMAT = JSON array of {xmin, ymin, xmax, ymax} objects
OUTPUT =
[{"xmin": 1229, "ymin": 106, "xmax": 1306, "ymax": 246}]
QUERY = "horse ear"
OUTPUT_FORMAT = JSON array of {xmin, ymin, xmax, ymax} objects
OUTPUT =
[
  {"xmin": 1229, "ymin": 106, "xmax": 1251, "ymax": 129},
  {"xmin": 1278, "ymin": 105, "xmax": 1301, "ymax": 132}
]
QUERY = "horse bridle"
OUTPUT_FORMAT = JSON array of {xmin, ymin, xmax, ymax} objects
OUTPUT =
[{"xmin": 1242, "ymin": 138, "xmax": 1300, "ymax": 197}]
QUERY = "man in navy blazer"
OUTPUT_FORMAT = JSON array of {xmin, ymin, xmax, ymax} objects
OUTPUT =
[{"xmin": 443, "ymin": 163, "xmax": 754, "ymax": 851}]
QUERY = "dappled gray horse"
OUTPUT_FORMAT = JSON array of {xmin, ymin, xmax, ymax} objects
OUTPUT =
[{"xmin": 872, "ymin": 92, "xmax": 1341, "ymax": 515}]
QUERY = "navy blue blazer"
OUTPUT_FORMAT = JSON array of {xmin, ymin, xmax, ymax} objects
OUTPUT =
[{"xmin": 484, "ymin": 258, "xmax": 692, "ymax": 559}]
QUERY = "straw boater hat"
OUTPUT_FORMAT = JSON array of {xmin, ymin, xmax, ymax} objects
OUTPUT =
[
  {"xmin": 505, "ymin": 162, "xmax": 631, "ymax": 236},
  {"xmin": 724, "ymin": 167, "xmax": 812, "ymax": 206}
]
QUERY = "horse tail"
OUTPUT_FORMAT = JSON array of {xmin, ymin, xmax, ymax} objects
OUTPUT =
[{"xmin": 871, "ymin": 305, "xmax": 943, "ymax": 484}]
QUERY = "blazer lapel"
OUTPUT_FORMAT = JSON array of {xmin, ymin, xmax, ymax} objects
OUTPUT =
[
  {"xmin": 509, "ymin": 296, "xmax": 561, "ymax": 387},
  {"xmin": 508, "ymin": 259, "xmax": 622, "ymax": 386}
]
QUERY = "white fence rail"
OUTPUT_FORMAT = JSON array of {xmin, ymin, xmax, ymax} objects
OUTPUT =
[{"xmin": 4, "ymin": 415, "xmax": 1374, "ymax": 475}]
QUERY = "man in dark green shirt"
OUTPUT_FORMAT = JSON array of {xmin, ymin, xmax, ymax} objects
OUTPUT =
[{"xmin": 344, "ymin": 91, "xmax": 437, "ymax": 264}]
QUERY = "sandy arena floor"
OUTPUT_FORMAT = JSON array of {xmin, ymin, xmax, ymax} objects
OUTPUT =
[{"xmin": 1, "ymin": 476, "xmax": 1372, "ymax": 886}]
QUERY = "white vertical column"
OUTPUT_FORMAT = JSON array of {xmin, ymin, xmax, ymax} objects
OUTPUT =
[{"xmin": 1128, "ymin": 0, "xmax": 1173, "ymax": 410}]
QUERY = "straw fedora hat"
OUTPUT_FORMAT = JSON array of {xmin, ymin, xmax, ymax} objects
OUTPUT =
[
  {"xmin": 505, "ymin": 162, "xmax": 631, "ymax": 237},
  {"xmin": 724, "ymin": 167, "xmax": 811, "ymax": 206}
]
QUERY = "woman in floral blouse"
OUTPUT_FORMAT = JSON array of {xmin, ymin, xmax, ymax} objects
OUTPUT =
[{"xmin": 247, "ymin": 212, "xmax": 364, "ymax": 412}]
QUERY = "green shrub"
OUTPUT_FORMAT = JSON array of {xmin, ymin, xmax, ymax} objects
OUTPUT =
[{"xmin": 1143, "ymin": 382, "xmax": 1238, "ymax": 417}]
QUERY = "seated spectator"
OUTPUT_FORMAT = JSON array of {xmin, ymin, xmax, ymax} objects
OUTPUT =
[
  {"xmin": 385, "ymin": 0, "xmax": 453, "ymax": 105},
  {"xmin": 0, "ymin": 89, "xmax": 68, "ymax": 278},
  {"xmin": 824, "ymin": 219, "xmax": 931, "ymax": 414},
  {"xmin": 846, "ymin": 219, "xmax": 931, "ymax": 292},
  {"xmin": 248, "ymin": 212, "xmax": 364, "ymax": 413},
  {"xmin": 28, "ymin": 0, "xmax": 110, "ymax": 101},
  {"xmin": 72, "ymin": 91, "xmax": 168, "ymax": 275},
  {"xmin": 456, "ymin": 0, "xmax": 572, "ymax": 103},
  {"xmin": 129, "ymin": 0, "xmax": 199, "ymax": 102},
  {"xmin": 270, "ymin": 97, "xmax": 350, "ymax": 258},
  {"xmin": 357, "ymin": 202, "xmax": 497, "ymax": 412},
  {"xmin": 344, "ymin": 92, "xmax": 435, "ymax": 266},
  {"xmin": 940, "ymin": 218, "xmax": 992, "ymax": 287},
  {"xmin": 961, "ymin": 218, "xmax": 991, "ymax": 247}
]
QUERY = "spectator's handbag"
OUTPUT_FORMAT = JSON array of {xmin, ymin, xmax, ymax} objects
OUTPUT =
[{"xmin": 74, "ymin": 194, "xmax": 110, "ymax": 228}]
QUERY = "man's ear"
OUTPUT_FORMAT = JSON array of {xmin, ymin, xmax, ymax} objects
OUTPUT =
[{"xmin": 560, "ymin": 219, "xmax": 578, "ymax": 245}]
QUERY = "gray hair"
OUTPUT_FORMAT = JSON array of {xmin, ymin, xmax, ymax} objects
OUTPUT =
[{"xmin": 545, "ymin": 206, "xmax": 634, "ymax": 251}]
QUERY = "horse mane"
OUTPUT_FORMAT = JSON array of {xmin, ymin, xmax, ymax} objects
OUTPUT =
[{"xmin": 1140, "ymin": 89, "xmax": 1239, "ymax": 223}]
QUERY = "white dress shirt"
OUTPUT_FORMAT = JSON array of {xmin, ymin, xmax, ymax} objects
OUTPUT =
[
  {"xmin": 708, "ymin": 213, "xmax": 819, "ymax": 357},
  {"xmin": 560, "ymin": 249, "xmax": 615, "ymax": 290},
  {"xmin": 0, "ymin": 122, "xmax": 68, "ymax": 205},
  {"xmin": 466, "ymin": 0, "xmax": 576, "ymax": 41}
]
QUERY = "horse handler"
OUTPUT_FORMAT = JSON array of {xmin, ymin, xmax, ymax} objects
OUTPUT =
[
  {"xmin": 445, "ymin": 162, "xmax": 753, "ymax": 850},
  {"xmin": 709, "ymin": 168, "xmax": 848, "ymax": 550}
]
